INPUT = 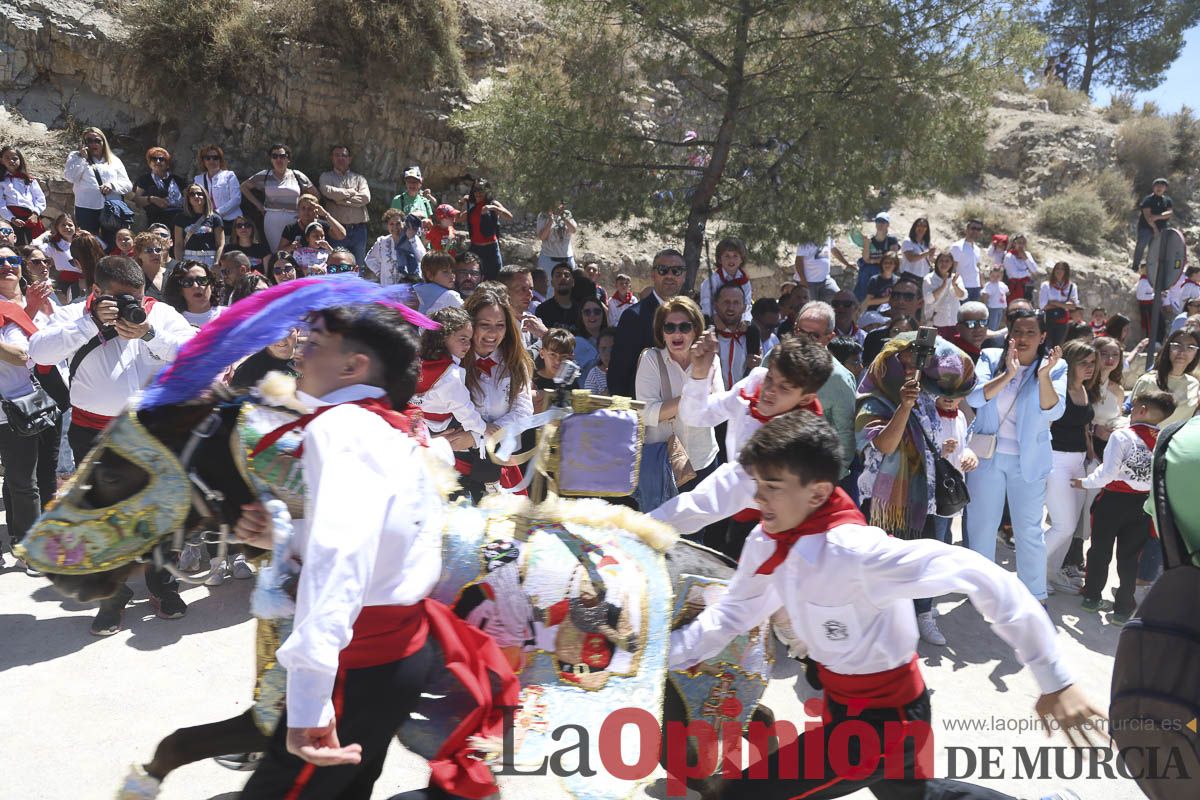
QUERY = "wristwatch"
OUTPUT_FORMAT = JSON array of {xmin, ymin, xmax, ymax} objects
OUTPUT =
[{"xmin": 141, "ymin": 325, "xmax": 156, "ymax": 342}]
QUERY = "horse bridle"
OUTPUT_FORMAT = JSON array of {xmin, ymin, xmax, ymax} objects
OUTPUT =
[{"xmin": 140, "ymin": 408, "xmax": 234, "ymax": 584}]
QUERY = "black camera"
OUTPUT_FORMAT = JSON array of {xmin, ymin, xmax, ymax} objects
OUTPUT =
[
  {"xmin": 913, "ymin": 326, "xmax": 938, "ymax": 371},
  {"xmin": 97, "ymin": 293, "xmax": 147, "ymax": 325}
]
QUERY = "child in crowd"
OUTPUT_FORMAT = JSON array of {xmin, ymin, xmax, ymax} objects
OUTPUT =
[
  {"xmin": 1135, "ymin": 263, "xmax": 1155, "ymax": 337},
  {"xmin": 425, "ymin": 203, "xmax": 460, "ymax": 253},
  {"xmin": 863, "ymin": 252, "xmax": 900, "ymax": 310},
  {"xmin": 413, "ymin": 306, "xmax": 488, "ymax": 451},
  {"xmin": 607, "ymin": 272, "xmax": 635, "ymax": 326},
  {"xmin": 648, "ymin": 334, "xmax": 832, "ymax": 558},
  {"xmin": 828, "ymin": 336, "xmax": 864, "ymax": 382},
  {"xmin": 1090, "ymin": 307, "xmax": 1107, "ymax": 339},
  {"xmin": 583, "ymin": 329, "xmax": 615, "ymax": 395},
  {"xmin": 670, "ymin": 412, "xmax": 1102, "ymax": 800},
  {"xmin": 1173, "ymin": 265, "xmax": 1200, "ymax": 312},
  {"xmin": 699, "ymin": 237, "xmax": 753, "ymax": 321},
  {"xmin": 986, "ymin": 233, "xmax": 1008, "ymax": 268},
  {"xmin": 931, "ymin": 395, "xmax": 978, "ymax": 546},
  {"xmin": 109, "ymin": 228, "xmax": 135, "ymax": 258},
  {"xmin": 980, "ymin": 265, "xmax": 1009, "ymax": 331},
  {"xmin": 1069, "ymin": 307, "xmax": 1085, "ymax": 326},
  {"xmin": 414, "ymin": 251, "xmax": 464, "ymax": 314},
  {"xmin": 1072, "ymin": 388, "xmax": 1176, "ymax": 625},
  {"xmin": 533, "ymin": 328, "xmax": 580, "ymax": 412}
]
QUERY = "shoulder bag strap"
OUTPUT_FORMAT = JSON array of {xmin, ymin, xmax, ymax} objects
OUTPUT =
[
  {"xmin": 69, "ymin": 328, "xmax": 117, "ymax": 383},
  {"xmin": 653, "ymin": 349, "xmax": 676, "ymax": 432}
]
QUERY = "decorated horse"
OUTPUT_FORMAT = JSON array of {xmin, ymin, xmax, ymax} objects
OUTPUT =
[{"xmin": 16, "ymin": 277, "xmax": 780, "ymax": 800}]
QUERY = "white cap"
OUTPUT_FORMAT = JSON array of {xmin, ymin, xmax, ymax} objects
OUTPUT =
[{"xmin": 403, "ymin": 166, "xmax": 423, "ymax": 182}]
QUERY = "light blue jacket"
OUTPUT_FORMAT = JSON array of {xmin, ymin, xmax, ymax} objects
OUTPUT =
[{"xmin": 966, "ymin": 348, "xmax": 1068, "ymax": 482}]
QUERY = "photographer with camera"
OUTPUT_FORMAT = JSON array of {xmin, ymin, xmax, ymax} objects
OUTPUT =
[
  {"xmin": 855, "ymin": 327, "xmax": 978, "ymax": 646},
  {"xmin": 536, "ymin": 200, "xmax": 577, "ymax": 278},
  {"xmin": 28, "ymin": 255, "xmax": 196, "ymax": 632}
]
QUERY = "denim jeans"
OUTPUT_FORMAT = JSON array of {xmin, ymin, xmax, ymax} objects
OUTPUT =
[
  {"xmin": 338, "ymin": 222, "xmax": 370, "ymax": 267},
  {"xmin": 73, "ymin": 205, "xmax": 103, "ymax": 237},
  {"xmin": 471, "ymin": 242, "xmax": 503, "ymax": 282},
  {"xmin": 853, "ymin": 259, "xmax": 880, "ymax": 302},
  {"xmin": 966, "ymin": 451, "xmax": 1049, "ymax": 600},
  {"xmin": 965, "ymin": 287, "xmax": 982, "ymax": 303},
  {"xmin": 0, "ymin": 422, "xmax": 42, "ymax": 547},
  {"xmin": 1132, "ymin": 227, "xmax": 1155, "ymax": 271}
]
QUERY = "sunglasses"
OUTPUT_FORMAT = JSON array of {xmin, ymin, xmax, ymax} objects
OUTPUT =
[
  {"xmin": 26, "ymin": 257, "xmax": 49, "ymax": 266},
  {"xmin": 0, "ymin": 228, "xmax": 13, "ymax": 236},
  {"xmin": 204, "ymin": 154, "xmax": 221, "ymax": 161},
  {"xmin": 150, "ymin": 156, "xmax": 167, "ymax": 163},
  {"xmin": 960, "ymin": 319, "xmax": 988, "ymax": 329},
  {"xmin": 327, "ymin": 263, "xmax": 357, "ymax": 274},
  {"xmin": 662, "ymin": 321, "xmax": 694, "ymax": 334},
  {"xmin": 654, "ymin": 266, "xmax": 685, "ymax": 276},
  {"xmin": 889, "ymin": 291, "xmax": 918, "ymax": 301},
  {"xmin": 179, "ymin": 276, "xmax": 211, "ymax": 288},
  {"xmin": 84, "ymin": 137, "xmax": 102, "ymax": 145},
  {"xmin": 831, "ymin": 300, "xmax": 856, "ymax": 309},
  {"xmin": 271, "ymin": 153, "xmax": 290, "ymax": 160},
  {"xmin": 0, "ymin": 256, "xmax": 22, "ymax": 267},
  {"xmin": 235, "ymin": 222, "xmax": 253, "ymax": 229},
  {"xmin": 273, "ymin": 263, "xmax": 296, "ymax": 273},
  {"xmin": 188, "ymin": 192, "xmax": 205, "ymax": 198},
  {"xmin": 144, "ymin": 246, "xmax": 165, "ymax": 254},
  {"xmin": 968, "ymin": 226, "xmax": 983, "ymax": 232}
]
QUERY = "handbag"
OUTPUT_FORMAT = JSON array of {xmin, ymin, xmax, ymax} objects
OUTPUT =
[
  {"xmin": 917, "ymin": 420, "xmax": 971, "ymax": 516},
  {"xmin": 92, "ymin": 165, "xmax": 135, "ymax": 232},
  {"xmin": 654, "ymin": 349, "xmax": 696, "ymax": 487},
  {"xmin": 1, "ymin": 377, "xmax": 62, "ymax": 437},
  {"xmin": 967, "ymin": 360, "xmax": 1026, "ymax": 460}
]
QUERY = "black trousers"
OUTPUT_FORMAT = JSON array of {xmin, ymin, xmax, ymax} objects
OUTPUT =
[
  {"xmin": 720, "ymin": 691, "xmax": 1013, "ymax": 800},
  {"xmin": 0, "ymin": 421, "xmax": 43, "ymax": 547},
  {"xmin": 241, "ymin": 638, "xmax": 437, "ymax": 799},
  {"xmin": 1083, "ymin": 490, "xmax": 1150, "ymax": 617},
  {"xmin": 69, "ymin": 423, "xmax": 179, "ymax": 607}
]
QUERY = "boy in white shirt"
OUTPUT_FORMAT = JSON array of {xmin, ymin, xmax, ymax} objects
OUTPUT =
[
  {"xmin": 607, "ymin": 272, "xmax": 636, "ymax": 327},
  {"xmin": 979, "ymin": 265, "xmax": 1009, "ymax": 331},
  {"xmin": 671, "ymin": 412, "xmax": 1104, "ymax": 800}
]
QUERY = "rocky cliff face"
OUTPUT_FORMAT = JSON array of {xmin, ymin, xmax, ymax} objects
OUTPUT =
[{"xmin": 0, "ymin": 0, "xmax": 543, "ymax": 195}]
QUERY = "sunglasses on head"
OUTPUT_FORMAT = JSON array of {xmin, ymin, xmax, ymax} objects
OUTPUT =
[
  {"xmin": 654, "ymin": 266, "xmax": 685, "ymax": 276},
  {"xmin": 960, "ymin": 319, "xmax": 988, "ymax": 329},
  {"xmin": 327, "ymin": 262, "xmax": 357, "ymax": 274},
  {"xmin": 663, "ymin": 321, "xmax": 694, "ymax": 334},
  {"xmin": 179, "ymin": 276, "xmax": 211, "ymax": 288}
]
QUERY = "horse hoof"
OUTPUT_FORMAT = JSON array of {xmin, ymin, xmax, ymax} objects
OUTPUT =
[{"xmin": 116, "ymin": 764, "xmax": 160, "ymax": 799}]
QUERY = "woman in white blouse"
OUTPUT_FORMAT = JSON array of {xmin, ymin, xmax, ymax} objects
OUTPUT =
[
  {"xmin": 192, "ymin": 144, "xmax": 243, "ymax": 238},
  {"xmin": 1002, "ymin": 233, "xmax": 1039, "ymax": 301},
  {"xmin": 1038, "ymin": 260, "xmax": 1079, "ymax": 347},
  {"xmin": 900, "ymin": 217, "xmax": 936, "ymax": 278},
  {"xmin": 635, "ymin": 296, "xmax": 722, "ymax": 491},
  {"xmin": 460, "ymin": 288, "xmax": 534, "ymax": 499},
  {"xmin": 62, "ymin": 127, "xmax": 132, "ymax": 240},
  {"xmin": 922, "ymin": 252, "xmax": 967, "ymax": 328},
  {"xmin": 1, "ymin": 146, "xmax": 47, "ymax": 247}
]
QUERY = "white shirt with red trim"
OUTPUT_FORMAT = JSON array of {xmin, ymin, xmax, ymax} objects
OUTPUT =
[
  {"xmin": 468, "ymin": 353, "xmax": 534, "ymax": 428},
  {"xmin": 607, "ymin": 293, "xmax": 636, "ymax": 328},
  {"xmin": 669, "ymin": 521, "xmax": 1074, "ymax": 697},
  {"xmin": 412, "ymin": 361, "xmax": 487, "ymax": 444},
  {"xmin": 27, "ymin": 297, "xmax": 195, "ymax": 417},
  {"xmin": 278, "ymin": 384, "xmax": 446, "ymax": 728}
]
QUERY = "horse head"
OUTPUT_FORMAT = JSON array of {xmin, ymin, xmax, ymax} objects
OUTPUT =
[{"xmin": 18, "ymin": 389, "xmax": 260, "ymax": 601}]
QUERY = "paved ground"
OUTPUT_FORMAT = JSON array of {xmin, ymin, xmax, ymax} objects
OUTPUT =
[{"xmin": 2, "ymin": 516, "xmax": 1152, "ymax": 800}]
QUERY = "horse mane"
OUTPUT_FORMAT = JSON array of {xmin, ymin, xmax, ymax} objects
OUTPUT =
[{"xmin": 478, "ymin": 494, "xmax": 678, "ymax": 553}]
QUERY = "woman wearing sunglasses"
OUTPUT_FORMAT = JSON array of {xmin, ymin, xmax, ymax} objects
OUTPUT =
[
  {"xmin": 132, "ymin": 146, "xmax": 187, "ymax": 229},
  {"xmin": 192, "ymin": 144, "xmax": 243, "ymax": 239},
  {"xmin": 268, "ymin": 252, "xmax": 299, "ymax": 285},
  {"xmin": 635, "ymin": 296, "xmax": 722, "ymax": 511},
  {"xmin": 173, "ymin": 184, "xmax": 225, "ymax": 267},
  {"xmin": 164, "ymin": 260, "xmax": 223, "ymax": 328},
  {"xmin": 132, "ymin": 231, "xmax": 171, "ymax": 299},
  {"xmin": 62, "ymin": 127, "xmax": 131, "ymax": 239},
  {"xmin": 240, "ymin": 143, "xmax": 317, "ymax": 256},
  {"xmin": 226, "ymin": 216, "xmax": 270, "ymax": 273}
]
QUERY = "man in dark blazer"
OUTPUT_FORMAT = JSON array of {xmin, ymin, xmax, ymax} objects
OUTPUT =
[{"xmin": 606, "ymin": 248, "xmax": 686, "ymax": 397}]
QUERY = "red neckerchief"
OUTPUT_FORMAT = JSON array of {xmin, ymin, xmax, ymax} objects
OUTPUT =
[
  {"xmin": 1129, "ymin": 422, "xmax": 1159, "ymax": 451},
  {"xmin": 716, "ymin": 269, "xmax": 749, "ymax": 287},
  {"xmin": 475, "ymin": 354, "xmax": 497, "ymax": 376},
  {"xmin": 949, "ymin": 331, "xmax": 980, "ymax": 357},
  {"xmin": 756, "ymin": 489, "xmax": 865, "ymax": 575},
  {"xmin": 718, "ymin": 325, "xmax": 746, "ymax": 387},
  {"xmin": 613, "ymin": 292, "xmax": 633, "ymax": 306},
  {"xmin": 0, "ymin": 300, "xmax": 38, "ymax": 337},
  {"xmin": 1050, "ymin": 281, "xmax": 1071, "ymax": 294},
  {"xmin": 250, "ymin": 396, "xmax": 428, "ymax": 458},
  {"xmin": 417, "ymin": 357, "xmax": 454, "ymax": 394},
  {"xmin": 738, "ymin": 384, "xmax": 824, "ymax": 424},
  {"xmin": 936, "ymin": 407, "xmax": 959, "ymax": 419}
]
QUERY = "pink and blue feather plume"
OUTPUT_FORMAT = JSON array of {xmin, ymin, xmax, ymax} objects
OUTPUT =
[{"xmin": 140, "ymin": 276, "xmax": 437, "ymax": 409}]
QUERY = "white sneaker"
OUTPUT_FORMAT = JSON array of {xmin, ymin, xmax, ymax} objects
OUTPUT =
[
  {"xmin": 117, "ymin": 764, "xmax": 162, "ymax": 799},
  {"xmin": 178, "ymin": 542, "xmax": 202, "ymax": 572},
  {"xmin": 916, "ymin": 611, "xmax": 946, "ymax": 646},
  {"xmin": 230, "ymin": 554, "xmax": 256, "ymax": 580},
  {"xmin": 1048, "ymin": 569, "xmax": 1081, "ymax": 595},
  {"xmin": 205, "ymin": 557, "xmax": 229, "ymax": 586}
]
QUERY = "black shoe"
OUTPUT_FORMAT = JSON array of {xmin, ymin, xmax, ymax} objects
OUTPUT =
[
  {"xmin": 150, "ymin": 590, "xmax": 187, "ymax": 620},
  {"xmin": 90, "ymin": 585, "xmax": 135, "ymax": 636}
]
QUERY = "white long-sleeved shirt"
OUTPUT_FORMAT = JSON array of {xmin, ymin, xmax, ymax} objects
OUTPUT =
[
  {"xmin": 699, "ymin": 270, "xmax": 753, "ymax": 322},
  {"xmin": 1079, "ymin": 424, "xmax": 1155, "ymax": 491},
  {"xmin": 669, "ymin": 522, "xmax": 1074, "ymax": 697},
  {"xmin": 63, "ymin": 152, "xmax": 132, "ymax": 211},
  {"xmin": 1003, "ymin": 252, "xmax": 1038, "ymax": 281},
  {"xmin": 648, "ymin": 367, "xmax": 766, "ymax": 532},
  {"xmin": 193, "ymin": 170, "xmax": 243, "ymax": 221},
  {"xmin": 27, "ymin": 298, "xmax": 195, "ymax": 416},
  {"xmin": 30, "ymin": 234, "xmax": 78, "ymax": 279},
  {"xmin": 277, "ymin": 384, "xmax": 445, "ymax": 727},
  {"xmin": 636, "ymin": 347, "xmax": 722, "ymax": 471},
  {"xmin": 364, "ymin": 234, "xmax": 405, "ymax": 286},
  {"xmin": 922, "ymin": 272, "xmax": 965, "ymax": 327},
  {"xmin": 469, "ymin": 354, "xmax": 534, "ymax": 429},
  {"xmin": 0, "ymin": 173, "xmax": 47, "ymax": 220},
  {"xmin": 607, "ymin": 294, "xmax": 636, "ymax": 328},
  {"xmin": 0, "ymin": 323, "xmax": 35, "ymax": 425},
  {"xmin": 949, "ymin": 238, "xmax": 982, "ymax": 289},
  {"xmin": 412, "ymin": 362, "xmax": 488, "ymax": 445}
]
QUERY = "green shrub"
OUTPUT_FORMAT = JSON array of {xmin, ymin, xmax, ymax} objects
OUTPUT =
[
  {"xmin": 1085, "ymin": 168, "xmax": 1134, "ymax": 219},
  {"xmin": 955, "ymin": 200, "xmax": 1023, "ymax": 243},
  {"xmin": 1033, "ymin": 84, "xmax": 1089, "ymax": 114},
  {"xmin": 1116, "ymin": 115, "xmax": 1175, "ymax": 191},
  {"xmin": 1036, "ymin": 185, "xmax": 1109, "ymax": 254},
  {"xmin": 1171, "ymin": 107, "xmax": 1200, "ymax": 176},
  {"xmin": 1104, "ymin": 91, "xmax": 1137, "ymax": 124}
]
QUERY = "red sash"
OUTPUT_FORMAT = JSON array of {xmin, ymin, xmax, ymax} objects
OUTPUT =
[
  {"xmin": 5, "ymin": 204, "xmax": 45, "ymax": 238},
  {"xmin": 250, "ymin": 396, "xmax": 427, "ymax": 459},
  {"xmin": 71, "ymin": 406, "xmax": 115, "ymax": 430},
  {"xmin": 0, "ymin": 300, "xmax": 38, "ymax": 337},
  {"xmin": 817, "ymin": 655, "xmax": 926, "ymax": 713}
]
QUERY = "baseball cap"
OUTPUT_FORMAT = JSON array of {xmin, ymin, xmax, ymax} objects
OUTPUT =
[
  {"xmin": 403, "ymin": 166, "xmax": 423, "ymax": 182},
  {"xmin": 874, "ymin": 212, "xmax": 890, "ymax": 223},
  {"xmin": 434, "ymin": 203, "xmax": 459, "ymax": 220}
]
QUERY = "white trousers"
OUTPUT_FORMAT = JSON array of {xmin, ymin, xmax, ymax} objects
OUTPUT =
[{"xmin": 1044, "ymin": 450, "xmax": 1088, "ymax": 574}]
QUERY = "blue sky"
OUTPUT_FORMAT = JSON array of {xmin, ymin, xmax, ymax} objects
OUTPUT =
[{"xmin": 1092, "ymin": 25, "xmax": 1199, "ymax": 113}]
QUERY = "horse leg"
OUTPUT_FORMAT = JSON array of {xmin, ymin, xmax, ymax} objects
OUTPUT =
[{"xmin": 144, "ymin": 708, "xmax": 268, "ymax": 779}]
